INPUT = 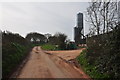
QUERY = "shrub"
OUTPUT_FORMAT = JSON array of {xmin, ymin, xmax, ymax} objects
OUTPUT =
[
  {"xmin": 2, "ymin": 31, "xmax": 31, "ymax": 78},
  {"xmin": 76, "ymin": 49, "xmax": 109, "ymax": 79},
  {"xmin": 86, "ymin": 26, "xmax": 120, "ymax": 78},
  {"xmin": 2, "ymin": 43, "xmax": 28, "ymax": 78}
]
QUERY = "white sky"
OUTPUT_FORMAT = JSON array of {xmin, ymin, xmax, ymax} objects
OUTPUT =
[{"xmin": 0, "ymin": 2, "xmax": 89, "ymax": 40}]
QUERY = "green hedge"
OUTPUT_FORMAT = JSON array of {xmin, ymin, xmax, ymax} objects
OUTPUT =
[
  {"xmin": 76, "ymin": 49, "xmax": 109, "ymax": 79},
  {"xmin": 86, "ymin": 26, "xmax": 120, "ymax": 78},
  {"xmin": 2, "ymin": 43, "xmax": 28, "ymax": 78}
]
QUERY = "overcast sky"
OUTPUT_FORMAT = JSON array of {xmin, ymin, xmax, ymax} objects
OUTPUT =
[{"xmin": 0, "ymin": 2, "xmax": 89, "ymax": 40}]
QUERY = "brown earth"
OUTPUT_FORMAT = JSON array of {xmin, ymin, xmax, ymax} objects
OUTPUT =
[
  {"xmin": 11, "ymin": 46, "xmax": 91, "ymax": 79},
  {"xmin": 44, "ymin": 48, "xmax": 85, "ymax": 61}
]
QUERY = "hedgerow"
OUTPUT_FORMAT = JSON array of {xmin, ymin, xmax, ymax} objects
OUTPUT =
[{"xmin": 2, "ymin": 31, "xmax": 32, "ymax": 78}]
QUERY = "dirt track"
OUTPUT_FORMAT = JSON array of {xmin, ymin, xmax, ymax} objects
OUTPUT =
[{"xmin": 12, "ymin": 46, "xmax": 90, "ymax": 78}]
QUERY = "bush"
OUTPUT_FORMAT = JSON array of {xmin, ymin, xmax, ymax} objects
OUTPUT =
[
  {"xmin": 86, "ymin": 26, "xmax": 120, "ymax": 78},
  {"xmin": 66, "ymin": 42, "xmax": 77, "ymax": 50},
  {"xmin": 76, "ymin": 49, "xmax": 109, "ymax": 79},
  {"xmin": 2, "ymin": 43, "xmax": 28, "ymax": 78},
  {"xmin": 2, "ymin": 31, "xmax": 32, "ymax": 78}
]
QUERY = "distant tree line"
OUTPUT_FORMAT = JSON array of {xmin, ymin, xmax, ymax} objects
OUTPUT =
[
  {"xmin": 25, "ymin": 32, "xmax": 68, "ymax": 50},
  {"xmin": 25, "ymin": 32, "xmax": 47, "ymax": 45}
]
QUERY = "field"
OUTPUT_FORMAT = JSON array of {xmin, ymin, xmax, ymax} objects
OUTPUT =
[{"xmin": 41, "ymin": 44, "xmax": 57, "ymax": 50}]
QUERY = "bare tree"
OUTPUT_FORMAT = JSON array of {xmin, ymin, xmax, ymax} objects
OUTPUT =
[
  {"xmin": 86, "ymin": 1, "xmax": 118, "ymax": 35},
  {"xmin": 100, "ymin": 1, "xmax": 118, "ymax": 33},
  {"xmin": 86, "ymin": 2, "xmax": 102, "ymax": 35}
]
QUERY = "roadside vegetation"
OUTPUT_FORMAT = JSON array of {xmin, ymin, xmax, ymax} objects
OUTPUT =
[
  {"xmin": 77, "ymin": 49, "xmax": 109, "ymax": 79},
  {"xmin": 77, "ymin": 25, "xmax": 120, "ymax": 79},
  {"xmin": 82, "ymin": 1, "xmax": 120, "ymax": 79},
  {"xmin": 2, "ymin": 31, "xmax": 32, "ymax": 78}
]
